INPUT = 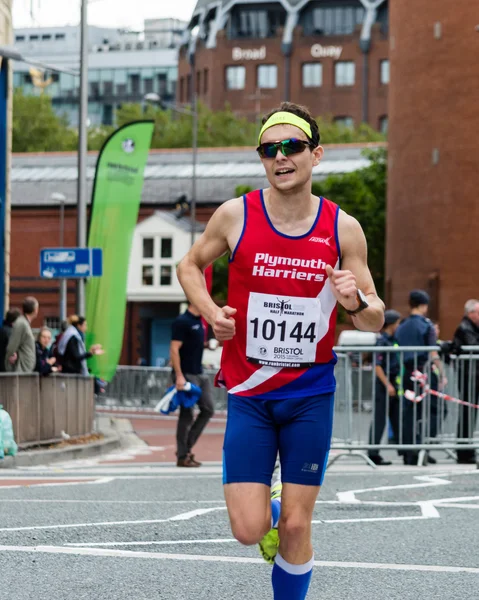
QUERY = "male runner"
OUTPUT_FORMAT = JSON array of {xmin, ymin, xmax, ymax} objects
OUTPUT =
[{"xmin": 177, "ymin": 102, "xmax": 384, "ymax": 599}]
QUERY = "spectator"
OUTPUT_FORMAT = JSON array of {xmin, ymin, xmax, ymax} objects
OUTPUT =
[
  {"xmin": 51, "ymin": 320, "xmax": 68, "ymax": 368},
  {"xmin": 5, "ymin": 297, "xmax": 39, "ymax": 373},
  {"xmin": 58, "ymin": 316, "xmax": 103, "ymax": 375},
  {"xmin": 0, "ymin": 308, "xmax": 21, "ymax": 373},
  {"xmin": 395, "ymin": 290, "xmax": 446, "ymax": 465},
  {"xmin": 452, "ymin": 299, "xmax": 479, "ymax": 464},
  {"xmin": 35, "ymin": 327, "xmax": 58, "ymax": 376},
  {"xmin": 170, "ymin": 303, "xmax": 215, "ymax": 468},
  {"xmin": 368, "ymin": 309, "xmax": 402, "ymax": 466}
]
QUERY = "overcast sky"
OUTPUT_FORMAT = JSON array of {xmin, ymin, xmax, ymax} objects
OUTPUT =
[{"xmin": 13, "ymin": 0, "xmax": 197, "ymax": 29}]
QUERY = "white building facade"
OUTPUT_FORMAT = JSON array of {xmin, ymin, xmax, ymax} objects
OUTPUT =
[{"xmin": 12, "ymin": 19, "xmax": 185, "ymax": 127}]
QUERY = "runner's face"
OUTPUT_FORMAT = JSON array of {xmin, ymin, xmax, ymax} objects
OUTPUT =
[{"xmin": 259, "ymin": 124, "xmax": 323, "ymax": 193}]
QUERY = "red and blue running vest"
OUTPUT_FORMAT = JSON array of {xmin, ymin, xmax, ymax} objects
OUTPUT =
[{"xmin": 216, "ymin": 189, "xmax": 341, "ymax": 399}]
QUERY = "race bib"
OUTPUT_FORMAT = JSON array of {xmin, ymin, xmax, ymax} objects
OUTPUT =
[{"xmin": 246, "ymin": 292, "xmax": 321, "ymax": 368}]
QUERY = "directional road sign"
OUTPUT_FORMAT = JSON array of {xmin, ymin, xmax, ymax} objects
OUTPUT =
[{"xmin": 40, "ymin": 248, "xmax": 103, "ymax": 279}]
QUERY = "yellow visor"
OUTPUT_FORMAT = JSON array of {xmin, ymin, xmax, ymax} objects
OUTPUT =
[{"xmin": 258, "ymin": 112, "xmax": 313, "ymax": 145}]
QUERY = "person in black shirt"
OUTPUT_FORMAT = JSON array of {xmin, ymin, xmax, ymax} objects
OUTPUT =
[
  {"xmin": 452, "ymin": 299, "xmax": 479, "ymax": 464},
  {"xmin": 58, "ymin": 316, "xmax": 103, "ymax": 375},
  {"xmin": 170, "ymin": 304, "xmax": 215, "ymax": 467},
  {"xmin": 368, "ymin": 309, "xmax": 402, "ymax": 465}
]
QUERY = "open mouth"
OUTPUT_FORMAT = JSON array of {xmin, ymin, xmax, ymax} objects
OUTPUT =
[{"xmin": 275, "ymin": 168, "xmax": 295, "ymax": 177}]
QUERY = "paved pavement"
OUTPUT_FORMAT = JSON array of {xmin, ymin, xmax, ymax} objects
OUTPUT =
[{"xmin": 0, "ymin": 414, "xmax": 478, "ymax": 600}]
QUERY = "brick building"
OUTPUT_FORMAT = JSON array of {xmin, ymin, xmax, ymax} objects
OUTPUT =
[
  {"xmin": 178, "ymin": 0, "xmax": 389, "ymax": 132},
  {"xmin": 387, "ymin": 1, "xmax": 479, "ymax": 337},
  {"xmin": 9, "ymin": 144, "xmax": 373, "ymax": 365}
]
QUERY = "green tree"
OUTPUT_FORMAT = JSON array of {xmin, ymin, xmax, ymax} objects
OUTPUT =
[
  {"xmin": 312, "ymin": 148, "xmax": 387, "ymax": 295},
  {"xmin": 12, "ymin": 89, "xmax": 78, "ymax": 152},
  {"xmin": 211, "ymin": 253, "xmax": 230, "ymax": 303},
  {"xmin": 88, "ymin": 125, "xmax": 115, "ymax": 151},
  {"xmin": 116, "ymin": 102, "xmax": 258, "ymax": 149},
  {"xmin": 315, "ymin": 116, "xmax": 386, "ymax": 144}
]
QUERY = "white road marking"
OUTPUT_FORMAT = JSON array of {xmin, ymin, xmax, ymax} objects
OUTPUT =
[
  {"xmin": 336, "ymin": 475, "xmax": 451, "ymax": 503},
  {"xmin": 0, "ymin": 506, "xmax": 227, "ymax": 533},
  {"xmin": 439, "ymin": 503, "xmax": 479, "ymax": 509},
  {"xmin": 1, "ymin": 545, "xmax": 479, "ymax": 574},
  {"xmin": 0, "ymin": 479, "xmax": 110, "ymax": 490},
  {"xmin": 0, "ymin": 499, "xmax": 228, "ymax": 505},
  {"xmin": 313, "ymin": 516, "xmax": 434, "ymax": 524},
  {"xmin": 66, "ymin": 538, "xmax": 237, "ymax": 547},
  {"xmin": 428, "ymin": 495, "xmax": 479, "ymax": 504},
  {"xmin": 417, "ymin": 502, "xmax": 440, "ymax": 518},
  {"xmin": 169, "ymin": 507, "xmax": 227, "ymax": 521},
  {"xmin": 0, "ymin": 518, "xmax": 170, "ymax": 533}
]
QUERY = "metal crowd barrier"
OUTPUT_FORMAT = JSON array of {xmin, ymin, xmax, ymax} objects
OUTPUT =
[
  {"xmin": 98, "ymin": 367, "xmax": 228, "ymax": 410},
  {"xmin": 0, "ymin": 373, "xmax": 95, "ymax": 447},
  {"xmin": 99, "ymin": 346, "xmax": 479, "ymax": 466},
  {"xmin": 332, "ymin": 345, "xmax": 479, "ymax": 466}
]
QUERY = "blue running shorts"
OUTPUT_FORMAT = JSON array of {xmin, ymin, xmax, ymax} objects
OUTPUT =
[{"xmin": 223, "ymin": 392, "xmax": 334, "ymax": 487}]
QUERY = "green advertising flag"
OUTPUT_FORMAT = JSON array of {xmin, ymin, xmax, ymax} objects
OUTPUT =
[{"xmin": 86, "ymin": 120, "xmax": 154, "ymax": 381}]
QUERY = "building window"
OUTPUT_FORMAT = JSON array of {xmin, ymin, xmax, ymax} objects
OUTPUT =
[
  {"xmin": 141, "ymin": 236, "xmax": 175, "ymax": 287},
  {"xmin": 158, "ymin": 73, "xmax": 167, "ymax": 97},
  {"xmin": 143, "ymin": 238, "xmax": 154, "ymax": 259},
  {"xmin": 142, "ymin": 266, "xmax": 154, "ymax": 286},
  {"xmin": 180, "ymin": 77, "xmax": 184, "ymax": 102},
  {"xmin": 257, "ymin": 65, "xmax": 277, "ymax": 89},
  {"xmin": 334, "ymin": 116, "xmax": 354, "ymax": 129},
  {"xmin": 90, "ymin": 81, "xmax": 100, "ymax": 97},
  {"xmin": 380, "ymin": 59, "xmax": 390, "ymax": 85},
  {"xmin": 228, "ymin": 7, "xmax": 286, "ymax": 39},
  {"xmin": 379, "ymin": 115, "xmax": 388, "ymax": 134},
  {"xmin": 44, "ymin": 316, "xmax": 61, "ymax": 330},
  {"xmin": 15, "ymin": 35, "xmax": 25, "ymax": 42},
  {"xmin": 55, "ymin": 33, "xmax": 66, "ymax": 40},
  {"xmin": 161, "ymin": 238, "xmax": 173, "ymax": 259},
  {"xmin": 42, "ymin": 34, "xmax": 52, "ymax": 40},
  {"xmin": 335, "ymin": 61, "xmax": 355, "ymax": 86},
  {"xmin": 144, "ymin": 78, "xmax": 153, "ymax": 93},
  {"xmin": 103, "ymin": 105, "xmax": 113, "ymax": 126},
  {"xmin": 203, "ymin": 69, "xmax": 209, "ymax": 94},
  {"xmin": 226, "ymin": 66, "xmax": 246, "ymax": 90},
  {"xmin": 129, "ymin": 73, "xmax": 140, "ymax": 95},
  {"xmin": 196, "ymin": 70, "xmax": 201, "ymax": 95},
  {"xmin": 304, "ymin": 5, "xmax": 365, "ymax": 36},
  {"xmin": 302, "ymin": 63, "xmax": 323, "ymax": 88},
  {"xmin": 29, "ymin": 35, "xmax": 39, "ymax": 41},
  {"xmin": 160, "ymin": 266, "xmax": 172, "ymax": 286}
]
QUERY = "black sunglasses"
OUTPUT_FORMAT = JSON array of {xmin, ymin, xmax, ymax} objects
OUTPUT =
[{"xmin": 256, "ymin": 138, "xmax": 315, "ymax": 159}]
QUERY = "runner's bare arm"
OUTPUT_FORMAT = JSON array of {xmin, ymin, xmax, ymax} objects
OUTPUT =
[
  {"xmin": 177, "ymin": 198, "xmax": 244, "ymax": 339},
  {"xmin": 328, "ymin": 211, "xmax": 385, "ymax": 332}
]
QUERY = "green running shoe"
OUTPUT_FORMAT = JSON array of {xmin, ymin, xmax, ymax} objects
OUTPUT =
[{"xmin": 258, "ymin": 483, "xmax": 282, "ymax": 564}]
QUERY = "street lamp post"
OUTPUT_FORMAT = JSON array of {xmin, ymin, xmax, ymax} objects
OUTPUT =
[
  {"xmin": 51, "ymin": 192, "xmax": 67, "ymax": 323},
  {"xmin": 76, "ymin": 0, "xmax": 89, "ymax": 315},
  {"xmin": 144, "ymin": 93, "xmax": 198, "ymax": 247}
]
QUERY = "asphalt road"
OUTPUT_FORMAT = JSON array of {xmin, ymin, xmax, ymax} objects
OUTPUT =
[{"xmin": 0, "ymin": 431, "xmax": 478, "ymax": 600}]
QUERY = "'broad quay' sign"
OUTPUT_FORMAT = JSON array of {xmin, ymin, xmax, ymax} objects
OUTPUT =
[
  {"xmin": 232, "ymin": 46, "xmax": 267, "ymax": 61},
  {"xmin": 231, "ymin": 44, "xmax": 343, "ymax": 62},
  {"xmin": 310, "ymin": 44, "xmax": 343, "ymax": 59}
]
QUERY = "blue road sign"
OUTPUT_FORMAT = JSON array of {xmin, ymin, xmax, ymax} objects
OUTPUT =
[{"xmin": 40, "ymin": 248, "xmax": 103, "ymax": 279}]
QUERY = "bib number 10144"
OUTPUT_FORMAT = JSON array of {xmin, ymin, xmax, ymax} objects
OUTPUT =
[{"xmin": 249, "ymin": 318, "xmax": 316, "ymax": 343}]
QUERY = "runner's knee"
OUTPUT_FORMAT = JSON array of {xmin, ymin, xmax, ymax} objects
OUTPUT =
[
  {"xmin": 278, "ymin": 513, "xmax": 310, "ymax": 544},
  {"xmin": 230, "ymin": 519, "xmax": 269, "ymax": 546}
]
